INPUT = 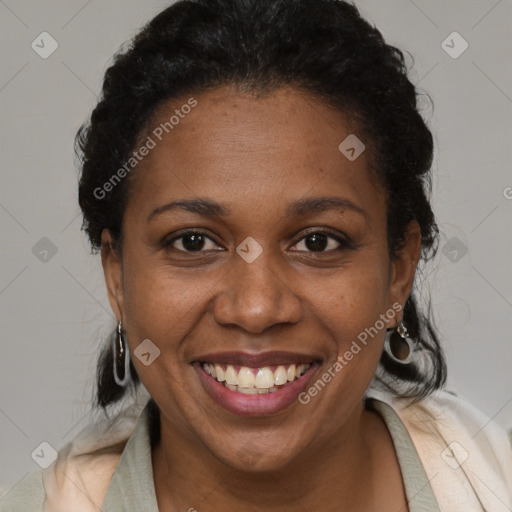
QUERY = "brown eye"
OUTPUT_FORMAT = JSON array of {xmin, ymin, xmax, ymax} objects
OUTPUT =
[
  {"xmin": 164, "ymin": 231, "xmax": 220, "ymax": 252},
  {"xmin": 292, "ymin": 231, "xmax": 352, "ymax": 253}
]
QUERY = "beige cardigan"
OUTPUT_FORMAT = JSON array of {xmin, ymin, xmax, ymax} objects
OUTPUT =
[{"xmin": 1, "ymin": 387, "xmax": 511, "ymax": 511}]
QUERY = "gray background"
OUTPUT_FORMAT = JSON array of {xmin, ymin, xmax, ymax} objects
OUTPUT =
[{"xmin": 1, "ymin": 0, "xmax": 511, "ymax": 490}]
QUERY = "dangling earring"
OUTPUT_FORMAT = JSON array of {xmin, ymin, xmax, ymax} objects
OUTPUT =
[
  {"xmin": 113, "ymin": 321, "xmax": 131, "ymax": 387},
  {"xmin": 384, "ymin": 320, "xmax": 415, "ymax": 364}
]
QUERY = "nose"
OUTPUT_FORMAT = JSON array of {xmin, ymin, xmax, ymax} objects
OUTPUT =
[{"xmin": 213, "ymin": 248, "xmax": 302, "ymax": 334}]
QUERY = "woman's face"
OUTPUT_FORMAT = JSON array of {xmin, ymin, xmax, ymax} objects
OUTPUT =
[{"xmin": 102, "ymin": 85, "xmax": 420, "ymax": 471}]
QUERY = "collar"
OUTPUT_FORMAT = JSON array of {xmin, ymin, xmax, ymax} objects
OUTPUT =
[
  {"xmin": 101, "ymin": 401, "xmax": 160, "ymax": 511},
  {"xmin": 101, "ymin": 396, "xmax": 439, "ymax": 512}
]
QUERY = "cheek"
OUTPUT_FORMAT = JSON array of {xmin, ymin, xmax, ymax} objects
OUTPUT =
[
  {"xmin": 120, "ymin": 257, "xmax": 200, "ymax": 407},
  {"xmin": 119, "ymin": 255, "xmax": 203, "ymax": 388},
  {"xmin": 310, "ymin": 258, "xmax": 390, "ymax": 347},
  {"xmin": 121, "ymin": 249, "xmax": 204, "ymax": 335},
  {"xmin": 299, "ymin": 267, "xmax": 390, "ymax": 420}
]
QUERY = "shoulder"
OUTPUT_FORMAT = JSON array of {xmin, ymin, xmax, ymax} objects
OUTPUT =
[
  {"xmin": 42, "ymin": 401, "xmax": 146, "ymax": 511},
  {"xmin": 0, "ymin": 443, "xmax": 127, "ymax": 512},
  {"xmin": 367, "ymin": 387, "xmax": 512, "ymax": 458},
  {"xmin": 0, "ymin": 471, "xmax": 45, "ymax": 512},
  {"xmin": 1, "ymin": 395, "xmax": 149, "ymax": 512},
  {"xmin": 368, "ymin": 387, "xmax": 512, "ymax": 511},
  {"xmin": 42, "ymin": 443, "xmax": 125, "ymax": 512},
  {"xmin": 396, "ymin": 389, "xmax": 511, "ymax": 467},
  {"xmin": 0, "ymin": 451, "xmax": 125, "ymax": 512}
]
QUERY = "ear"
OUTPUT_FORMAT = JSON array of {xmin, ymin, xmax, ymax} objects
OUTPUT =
[
  {"xmin": 101, "ymin": 229, "xmax": 125, "ymax": 322},
  {"xmin": 387, "ymin": 220, "xmax": 422, "ymax": 325}
]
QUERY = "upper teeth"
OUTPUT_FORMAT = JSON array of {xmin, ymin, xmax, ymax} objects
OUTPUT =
[{"xmin": 202, "ymin": 363, "xmax": 311, "ymax": 391}]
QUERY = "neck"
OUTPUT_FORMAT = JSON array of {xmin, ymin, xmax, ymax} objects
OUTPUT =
[{"xmin": 151, "ymin": 402, "xmax": 389, "ymax": 512}]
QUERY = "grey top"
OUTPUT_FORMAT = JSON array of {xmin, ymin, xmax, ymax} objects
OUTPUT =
[{"xmin": 0, "ymin": 397, "xmax": 440, "ymax": 511}]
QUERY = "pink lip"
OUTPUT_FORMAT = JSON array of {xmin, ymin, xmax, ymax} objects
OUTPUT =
[{"xmin": 193, "ymin": 361, "xmax": 320, "ymax": 416}]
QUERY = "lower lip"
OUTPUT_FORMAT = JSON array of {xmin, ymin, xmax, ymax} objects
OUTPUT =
[{"xmin": 193, "ymin": 361, "xmax": 320, "ymax": 416}]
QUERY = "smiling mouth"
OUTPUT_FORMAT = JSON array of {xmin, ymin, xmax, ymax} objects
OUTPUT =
[{"xmin": 199, "ymin": 362, "xmax": 312, "ymax": 394}]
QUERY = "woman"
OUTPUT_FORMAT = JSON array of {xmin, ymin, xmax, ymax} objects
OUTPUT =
[{"xmin": 2, "ymin": 0, "xmax": 511, "ymax": 510}]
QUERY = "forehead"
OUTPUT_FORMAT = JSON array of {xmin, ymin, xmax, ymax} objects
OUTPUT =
[{"xmin": 126, "ymin": 85, "xmax": 384, "ymax": 220}]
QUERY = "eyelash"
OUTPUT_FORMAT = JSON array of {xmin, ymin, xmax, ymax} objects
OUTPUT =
[{"xmin": 162, "ymin": 229, "xmax": 354, "ymax": 254}]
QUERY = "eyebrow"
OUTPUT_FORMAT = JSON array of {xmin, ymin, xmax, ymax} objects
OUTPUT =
[{"xmin": 147, "ymin": 196, "xmax": 368, "ymax": 222}]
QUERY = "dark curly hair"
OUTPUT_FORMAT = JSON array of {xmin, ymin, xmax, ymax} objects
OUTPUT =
[{"xmin": 75, "ymin": 0, "xmax": 446, "ymax": 411}]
